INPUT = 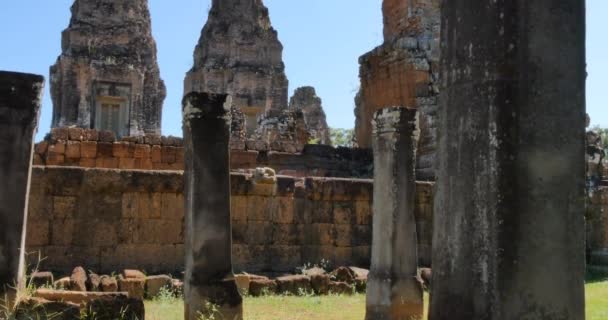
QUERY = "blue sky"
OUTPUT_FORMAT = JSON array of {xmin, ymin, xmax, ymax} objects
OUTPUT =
[{"xmin": 0, "ymin": 1, "xmax": 605, "ymax": 141}]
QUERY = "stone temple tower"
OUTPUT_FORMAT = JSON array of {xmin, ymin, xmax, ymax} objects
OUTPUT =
[
  {"xmin": 50, "ymin": 0, "xmax": 166, "ymax": 137},
  {"xmin": 184, "ymin": 0, "xmax": 289, "ymax": 137}
]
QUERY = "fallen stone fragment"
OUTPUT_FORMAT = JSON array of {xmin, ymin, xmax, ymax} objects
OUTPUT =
[
  {"xmin": 69, "ymin": 267, "xmax": 87, "ymax": 292},
  {"xmin": 87, "ymin": 273, "xmax": 101, "ymax": 292},
  {"xmin": 34, "ymin": 289, "xmax": 128, "ymax": 306},
  {"xmin": 276, "ymin": 275, "xmax": 312, "ymax": 295},
  {"xmin": 310, "ymin": 274, "xmax": 331, "ymax": 295},
  {"xmin": 329, "ymin": 281, "xmax": 354, "ymax": 295},
  {"xmin": 118, "ymin": 277, "xmax": 145, "ymax": 300},
  {"xmin": 248, "ymin": 279, "xmax": 278, "ymax": 297},
  {"xmin": 54, "ymin": 277, "xmax": 71, "ymax": 290},
  {"xmin": 100, "ymin": 276, "xmax": 118, "ymax": 293},
  {"xmin": 30, "ymin": 272, "xmax": 54, "ymax": 288},
  {"xmin": 122, "ymin": 269, "xmax": 146, "ymax": 280},
  {"xmin": 145, "ymin": 275, "xmax": 172, "ymax": 298},
  {"xmin": 15, "ymin": 297, "xmax": 80, "ymax": 320}
]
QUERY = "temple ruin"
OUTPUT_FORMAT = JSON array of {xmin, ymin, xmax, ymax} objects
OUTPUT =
[
  {"xmin": 50, "ymin": 0, "xmax": 166, "ymax": 137},
  {"xmin": 0, "ymin": 0, "xmax": 601, "ymax": 318},
  {"xmin": 184, "ymin": 0, "xmax": 289, "ymax": 137},
  {"xmin": 354, "ymin": 0, "xmax": 440, "ymax": 180}
]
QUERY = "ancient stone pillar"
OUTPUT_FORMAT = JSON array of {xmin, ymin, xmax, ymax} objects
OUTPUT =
[
  {"xmin": 431, "ymin": 1, "xmax": 586, "ymax": 319},
  {"xmin": 182, "ymin": 92, "xmax": 242, "ymax": 320},
  {"xmin": 366, "ymin": 107, "xmax": 422, "ymax": 320},
  {"xmin": 0, "ymin": 71, "xmax": 44, "ymax": 301}
]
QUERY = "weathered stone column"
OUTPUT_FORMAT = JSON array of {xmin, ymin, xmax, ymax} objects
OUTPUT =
[
  {"xmin": 182, "ymin": 92, "xmax": 242, "ymax": 320},
  {"xmin": 431, "ymin": 1, "xmax": 586, "ymax": 320},
  {"xmin": 0, "ymin": 71, "xmax": 43, "ymax": 302},
  {"xmin": 366, "ymin": 107, "xmax": 422, "ymax": 320}
]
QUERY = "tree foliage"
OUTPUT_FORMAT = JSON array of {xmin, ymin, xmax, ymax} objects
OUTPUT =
[{"xmin": 330, "ymin": 128, "xmax": 354, "ymax": 148}]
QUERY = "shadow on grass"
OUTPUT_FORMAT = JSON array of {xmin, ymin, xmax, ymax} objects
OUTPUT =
[{"xmin": 586, "ymin": 266, "xmax": 608, "ymax": 284}]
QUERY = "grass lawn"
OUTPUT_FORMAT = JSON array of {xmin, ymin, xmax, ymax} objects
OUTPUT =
[{"xmin": 146, "ymin": 281, "xmax": 607, "ymax": 320}]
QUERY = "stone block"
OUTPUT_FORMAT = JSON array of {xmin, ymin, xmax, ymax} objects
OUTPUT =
[
  {"xmin": 96, "ymin": 157, "xmax": 119, "ymax": 169},
  {"xmin": 118, "ymin": 278, "xmax": 145, "ymax": 300},
  {"xmin": 334, "ymin": 247, "xmax": 353, "ymax": 267},
  {"xmin": 30, "ymin": 272, "xmax": 54, "ymax": 288},
  {"xmin": 35, "ymin": 141, "xmax": 48, "ymax": 155},
  {"xmin": 83, "ymin": 129, "xmax": 99, "ymax": 141},
  {"xmin": 70, "ymin": 267, "xmax": 87, "ymax": 291},
  {"xmin": 119, "ymin": 157, "xmax": 136, "ymax": 170},
  {"xmin": 310, "ymin": 223, "xmax": 334, "ymax": 246},
  {"xmin": 134, "ymin": 158, "xmax": 154, "ymax": 170},
  {"xmin": 335, "ymin": 225, "xmax": 353, "ymax": 247},
  {"xmin": 249, "ymin": 279, "xmax": 277, "ymax": 296},
  {"xmin": 161, "ymin": 146, "xmax": 177, "ymax": 163},
  {"xmin": 311, "ymin": 274, "xmax": 331, "ymax": 295},
  {"xmin": 247, "ymin": 196, "xmax": 273, "ymax": 221},
  {"xmin": 310, "ymin": 201, "xmax": 333, "ymax": 223},
  {"xmin": 353, "ymin": 225, "xmax": 372, "ymax": 246},
  {"xmin": 87, "ymin": 273, "xmax": 101, "ymax": 291},
  {"xmin": 333, "ymin": 202, "xmax": 355, "ymax": 225},
  {"xmin": 276, "ymin": 275, "xmax": 312, "ymax": 295},
  {"xmin": 26, "ymin": 221, "xmax": 50, "ymax": 246},
  {"xmin": 79, "ymin": 158, "xmax": 96, "ymax": 168},
  {"xmin": 32, "ymin": 153, "xmax": 44, "ymax": 165},
  {"xmin": 273, "ymin": 197, "xmax": 295, "ymax": 224},
  {"xmin": 123, "ymin": 270, "xmax": 146, "ymax": 279},
  {"xmin": 146, "ymin": 275, "xmax": 172, "ymax": 298},
  {"xmin": 54, "ymin": 277, "xmax": 71, "ymax": 290},
  {"xmin": 232, "ymin": 223, "xmax": 248, "ymax": 245},
  {"xmin": 46, "ymin": 152, "xmax": 65, "ymax": 166},
  {"xmin": 231, "ymin": 195, "xmax": 248, "ymax": 222},
  {"xmin": 68, "ymin": 127, "xmax": 85, "ymax": 141},
  {"xmin": 133, "ymin": 144, "xmax": 151, "ymax": 158},
  {"xmin": 98, "ymin": 130, "xmax": 116, "ymax": 143},
  {"xmin": 328, "ymin": 281, "xmax": 354, "ymax": 295},
  {"xmin": 270, "ymin": 246, "xmax": 302, "ymax": 271},
  {"xmin": 113, "ymin": 142, "xmax": 133, "ymax": 158},
  {"xmin": 53, "ymin": 196, "xmax": 76, "ymax": 218},
  {"xmin": 272, "ymin": 224, "xmax": 299, "ymax": 245},
  {"xmin": 247, "ymin": 222, "xmax": 273, "ymax": 245},
  {"xmin": 175, "ymin": 148, "xmax": 185, "ymax": 164},
  {"xmin": 65, "ymin": 141, "xmax": 81, "ymax": 159},
  {"xmin": 122, "ymin": 193, "xmax": 139, "ymax": 218},
  {"xmin": 80, "ymin": 141, "xmax": 97, "ymax": 158},
  {"xmin": 50, "ymin": 127, "xmax": 69, "ymax": 141},
  {"xmin": 100, "ymin": 276, "xmax": 118, "ymax": 292},
  {"xmin": 151, "ymin": 145, "xmax": 162, "ymax": 163},
  {"xmin": 355, "ymin": 201, "xmax": 372, "ymax": 225},
  {"xmin": 97, "ymin": 142, "xmax": 113, "ymax": 157},
  {"xmin": 15, "ymin": 297, "xmax": 80, "ymax": 320},
  {"xmin": 50, "ymin": 219, "xmax": 75, "ymax": 245},
  {"xmin": 138, "ymin": 193, "xmax": 162, "ymax": 219},
  {"xmin": 161, "ymin": 192, "xmax": 183, "ymax": 220}
]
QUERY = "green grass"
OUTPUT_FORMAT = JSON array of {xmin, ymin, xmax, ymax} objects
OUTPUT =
[{"xmin": 145, "ymin": 281, "xmax": 607, "ymax": 320}]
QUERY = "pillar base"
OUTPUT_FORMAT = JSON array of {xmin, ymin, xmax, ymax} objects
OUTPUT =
[{"xmin": 185, "ymin": 278, "xmax": 243, "ymax": 320}]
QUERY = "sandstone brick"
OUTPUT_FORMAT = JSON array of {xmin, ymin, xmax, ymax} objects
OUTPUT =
[
  {"xmin": 310, "ymin": 201, "xmax": 334, "ymax": 223},
  {"xmin": 79, "ymin": 158, "xmax": 96, "ymax": 168},
  {"xmin": 145, "ymin": 134, "xmax": 162, "ymax": 145},
  {"xmin": 51, "ymin": 127, "xmax": 69, "ymax": 141},
  {"xmin": 98, "ymin": 130, "xmax": 116, "ymax": 142},
  {"xmin": 175, "ymin": 148, "xmax": 185, "ymax": 164},
  {"xmin": 119, "ymin": 157, "xmax": 136, "ymax": 170},
  {"xmin": 276, "ymin": 275, "xmax": 311, "ymax": 295},
  {"xmin": 32, "ymin": 153, "xmax": 44, "ymax": 165},
  {"xmin": 118, "ymin": 278, "xmax": 145, "ymax": 300},
  {"xmin": 353, "ymin": 225, "xmax": 372, "ymax": 246},
  {"xmin": 247, "ymin": 222, "xmax": 273, "ymax": 245},
  {"xmin": 312, "ymin": 224, "xmax": 335, "ymax": 246},
  {"xmin": 113, "ymin": 142, "xmax": 133, "ymax": 158},
  {"xmin": 151, "ymin": 145, "xmax": 162, "ymax": 163},
  {"xmin": 97, "ymin": 142, "xmax": 114, "ymax": 157},
  {"xmin": 50, "ymin": 219, "xmax": 75, "ymax": 245},
  {"xmin": 272, "ymin": 224, "xmax": 299, "ymax": 245},
  {"xmin": 49, "ymin": 142, "xmax": 66, "ymax": 155},
  {"xmin": 133, "ymin": 144, "xmax": 151, "ymax": 158},
  {"xmin": 65, "ymin": 141, "xmax": 81, "ymax": 159},
  {"xmin": 70, "ymin": 267, "xmax": 87, "ymax": 291},
  {"xmin": 335, "ymin": 225, "xmax": 353, "ymax": 247},
  {"xmin": 100, "ymin": 276, "xmax": 118, "ymax": 292},
  {"xmin": 333, "ymin": 202, "xmax": 354, "ymax": 225},
  {"xmin": 250, "ymin": 182, "xmax": 277, "ymax": 196},
  {"xmin": 27, "ymin": 221, "xmax": 50, "ymax": 246},
  {"xmin": 247, "ymin": 196, "xmax": 273, "ymax": 221},
  {"xmin": 249, "ymin": 279, "xmax": 277, "ymax": 296},
  {"xmin": 334, "ymin": 247, "xmax": 353, "ymax": 267},
  {"xmin": 96, "ymin": 157, "xmax": 119, "ymax": 169},
  {"xmin": 46, "ymin": 152, "xmax": 65, "ymax": 166},
  {"xmin": 231, "ymin": 196, "xmax": 248, "ymax": 222},
  {"xmin": 83, "ymin": 129, "xmax": 99, "ymax": 141},
  {"xmin": 80, "ymin": 141, "xmax": 98, "ymax": 158},
  {"xmin": 53, "ymin": 196, "xmax": 76, "ymax": 218},
  {"xmin": 146, "ymin": 275, "xmax": 172, "ymax": 298},
  {"xmin": 161, "ymin": 146, "xmax": 177, "ymax": 163},
  {"xmin": 355, "ymin": 201, "xmax": 372, "ymax": 225},
  {"xmin": 232, "ymin": 222, "xmax": 248, "ymax": 245},
  {"xmin": 272, "ymin": 197, "xmax": 295, "ymax": 224},
  {"xmin": 134, "ymin": 158, "xmax": 154, "ymax": 170},
  {"xmin": 68, "ymin": 127, "xmax": 85, "ymax": 141},
  {"xmin": 270, "ymin": 246, "xmax": 302, "ymax": 271},
  {"xmin": 35, "ymin": 141, "xmax": 48, "ymax": 155}
]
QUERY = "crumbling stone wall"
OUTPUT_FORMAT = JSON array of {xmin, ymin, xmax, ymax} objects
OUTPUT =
[
  {"xmin": 33, "ymin": 129, "xmax": 373, "ymax": 177},
  {"xmin": 184, "ymin": 0, "xmax": 289, "ymax": 137},
  {"xmin": 50, "ymin": 0, "xmax": 166, "ymax": 136},
  {"xmin": 354, "ymin": 0, "xmax": 440, "ymax": 181},
  {"xmin": 289, "ymin": 87, "xmax": 331, "ymax": 146},
  {"xmin": 25, "ymin": 166, "xmax": 433, "ymax": 274}
]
